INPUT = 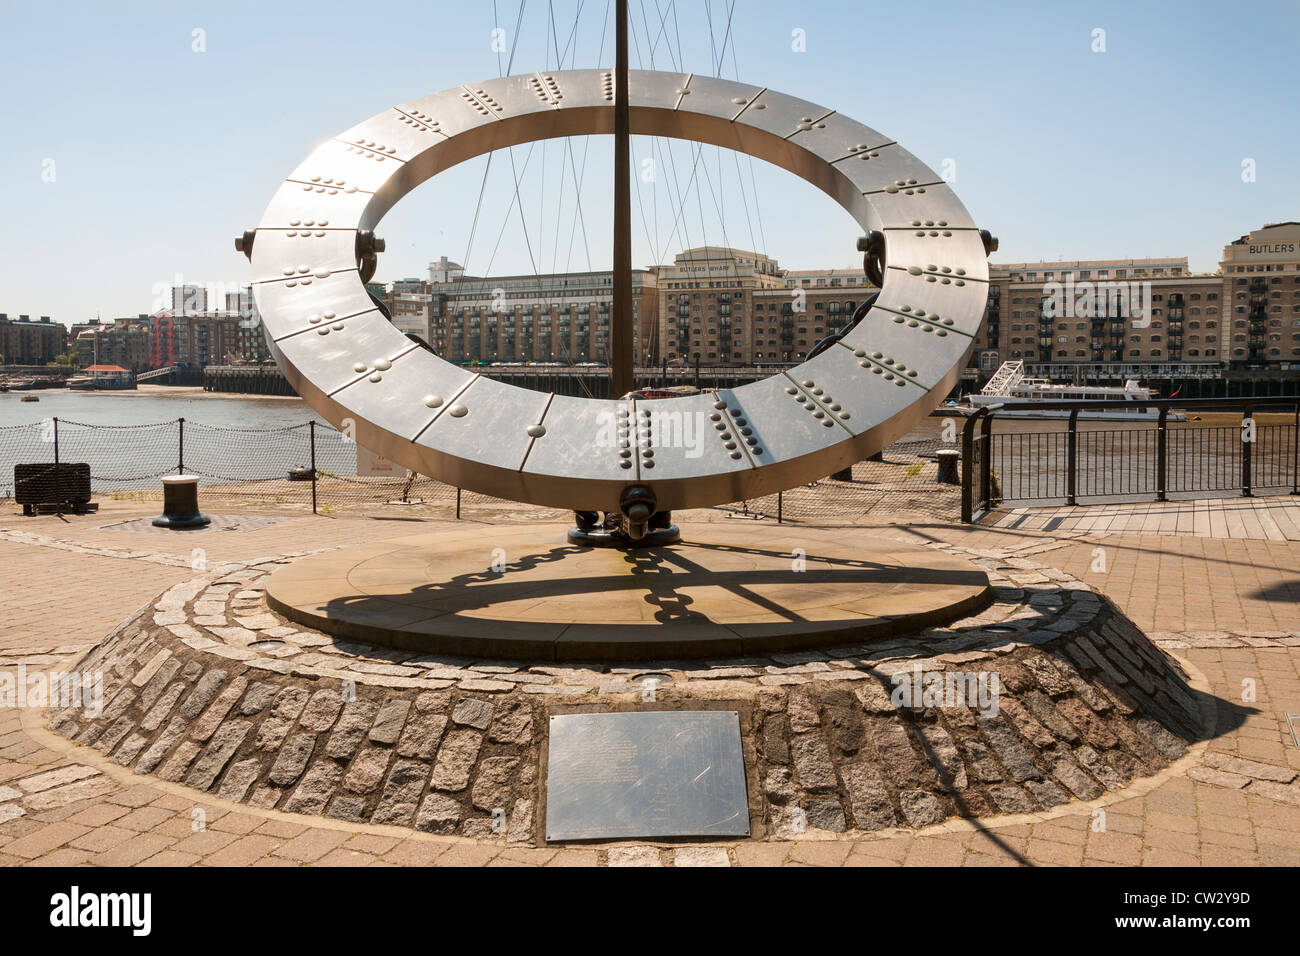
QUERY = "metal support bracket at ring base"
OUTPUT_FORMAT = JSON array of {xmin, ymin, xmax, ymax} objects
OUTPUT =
[
  {"xmin": 568, "ymin": 512, "xmax": 682, "ymax": 548},
  {"xmin": 569, "ymin": 485, "xmax": 681, "ymax": 548}
]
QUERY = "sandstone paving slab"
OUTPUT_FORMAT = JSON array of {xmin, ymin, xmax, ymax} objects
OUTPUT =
[{"xmin": 7, "ymin": 510, "xmax": 1298, "ymax": 866}]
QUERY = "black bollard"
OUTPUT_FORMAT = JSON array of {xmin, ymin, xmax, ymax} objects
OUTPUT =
[
  {"xmin": 936, "ymin": 449, "xmax": 961, "ymax": 485},
  {"xmin": 152, "ymin": 475, "xmax": 211, "ymax": 529}
]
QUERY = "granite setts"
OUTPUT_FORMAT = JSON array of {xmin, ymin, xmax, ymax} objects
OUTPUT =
[{"xmin": 48, "ymin": 538, "xmax": 1214, "ymax": 843}]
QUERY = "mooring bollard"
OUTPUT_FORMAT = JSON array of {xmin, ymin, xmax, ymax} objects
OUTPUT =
[
  {"xmin": 152, "ymin": 474, "xmax": 211, "ymax": 529},
  {"xmin": 936, "ymin": 449, "xmax": 961, "ymax": 485}
]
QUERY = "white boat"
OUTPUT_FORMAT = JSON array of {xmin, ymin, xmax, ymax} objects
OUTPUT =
[{"xmin": 964, "ymin": 361, "xmax": 1186, "ymax": 421}]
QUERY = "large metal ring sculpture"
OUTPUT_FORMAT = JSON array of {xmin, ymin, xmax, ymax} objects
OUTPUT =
[{"xmin": 244, "ymin": 69, "xmax": 989, "ymax": 513}]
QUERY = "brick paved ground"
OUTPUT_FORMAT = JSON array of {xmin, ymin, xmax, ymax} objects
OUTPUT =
[
  {"xmin": 987, "ymin": 497, "xmax": 1300, "ymax": 541},
  {"xmin": 1, "ymin": 498, "xmax": 1297, "ymax": 866}
]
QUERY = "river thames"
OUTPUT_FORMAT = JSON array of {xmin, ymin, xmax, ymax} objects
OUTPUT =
[{"xmin": 0, "ymin": 386, "xmax": 326, "ymax": 430}]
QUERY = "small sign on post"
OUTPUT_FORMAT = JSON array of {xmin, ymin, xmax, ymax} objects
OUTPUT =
[{"xmin": 356, "ymin": 444, "xmax": 399, "ymax": 477}]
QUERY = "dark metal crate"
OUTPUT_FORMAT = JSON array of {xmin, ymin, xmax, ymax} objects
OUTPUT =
[{"xmin": 14, "ymin": 462, "xmax": 93, "ymax": 514}]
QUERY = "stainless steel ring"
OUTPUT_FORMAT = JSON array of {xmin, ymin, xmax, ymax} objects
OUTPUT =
[{"xmin": 248, "ymin": 69, "xmax": 987, "ymax": 512}]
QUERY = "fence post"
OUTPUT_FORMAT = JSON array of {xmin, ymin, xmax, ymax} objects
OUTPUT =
[
  {"xmin": 1292, "ymin": 403, "xmax": 1299, "ymax": 496},
  {"xmin": 178, "ymin": 417, "xmax": 185, "ymax": 473},
  {"xmin": 980, "ymin": 409, "xmax": 994, "ymax": 513},
  {"xmin": 1242, "ymin": 406, "xmax": 1253, "ymax": 498},
  {"xmin": 52, "ymin": 417, "xmax": 59, "ymax": 465},
  {"xmin": 777, "ymin": 491, "xmax": 783, "ymax": 524},
  {"xmin": 1066, "ymin": 408, "xmax": 1079, "ymax": 506},
  {"xmin": 309, "ymin": 421, "xmax": 318, "ymax": 515},
  {"xmin": 456, "ymin": 487, "xmax": 461, "ymax": 519},
  {"xmin": 1156, "ymin": 407, "xmax": 1168, "ymax": 502},
  {"xmin": 960, "ymin": 412, "xmax": 976, "ymax": 523}
]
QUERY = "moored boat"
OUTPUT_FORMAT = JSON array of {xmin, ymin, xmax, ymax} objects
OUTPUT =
[{"xmin": 961, "ymin": 361, "xmax": 1186, "ymax": 421}]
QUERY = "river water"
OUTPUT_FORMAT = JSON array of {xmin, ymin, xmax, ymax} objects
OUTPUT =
[{"xmin": 0, "ymin": 386, "xmax": 325, "ymax": 429}]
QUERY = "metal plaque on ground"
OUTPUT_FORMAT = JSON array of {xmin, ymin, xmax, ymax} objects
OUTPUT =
[{"xmin": 545, "ymin": 711, "xmax": 750, "ymax": 842}]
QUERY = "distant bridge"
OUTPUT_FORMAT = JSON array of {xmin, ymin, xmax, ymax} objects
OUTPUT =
[{"xmin": 136, "ymin": 365, "xmax": 181, "ymax": 382}]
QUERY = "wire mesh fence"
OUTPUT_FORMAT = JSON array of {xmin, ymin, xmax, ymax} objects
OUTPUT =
[
  {"xmin": 0, "ymin": 418, "xmax": 960, "ymax": 522},
  {"xmin": 713, "ymin": 440, "xmax": 960, "ymax": 521}
]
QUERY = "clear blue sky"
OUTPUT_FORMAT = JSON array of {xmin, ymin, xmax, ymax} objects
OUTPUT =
[{"xmin": 2, "ymin": 0, "xmax": 1297, "ymax": 326}]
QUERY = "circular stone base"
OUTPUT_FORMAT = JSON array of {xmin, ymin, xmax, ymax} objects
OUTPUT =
[
  {"xmin": 52, "ymin": 531, "xmax": 1210, "ymax": 842},
  {"xmin": 265, "ymin": 523, "xmax": 993, "ymax": 661}
]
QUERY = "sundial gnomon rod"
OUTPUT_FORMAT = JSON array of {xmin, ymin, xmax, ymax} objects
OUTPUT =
[{"xmin": 610, "ymin": 0, "xmax": 634, "ymax": 398}]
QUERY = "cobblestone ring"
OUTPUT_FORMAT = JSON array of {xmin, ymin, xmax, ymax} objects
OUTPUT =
[{"xmin": 246, "ymin": 69, "xmax": 989, "ymax": 512}]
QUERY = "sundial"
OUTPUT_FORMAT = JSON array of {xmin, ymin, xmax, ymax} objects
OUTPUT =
[
  {"xmin": 38, "ymin": 8, "xmax": 1207, "ymax": 860},
  {"xmin": 238, "ymin": 48, "xmax": 994, "ymax": 545}
]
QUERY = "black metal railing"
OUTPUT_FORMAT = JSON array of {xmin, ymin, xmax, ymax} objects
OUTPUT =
[{"xmin": 961, "ymin": 397, "xmax": 1300, "ymax": 522}]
